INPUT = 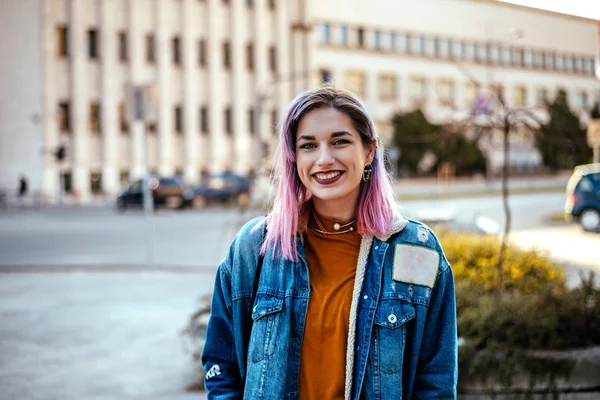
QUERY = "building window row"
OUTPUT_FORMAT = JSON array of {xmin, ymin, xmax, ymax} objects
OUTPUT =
[
  {"xmin": 317, "ymin": 23, "xmax": 597, "ymax": 77},
  {"xmin": 55, "ymin": 25, "xmax": 277, "ymax": 72},
  {"xmin": 57, "ymin": 102, "xmax": 275, "ymax": 135},
  {"xmin": 319, "ymin": 69, "xmax": 595, "ymax": 110}
]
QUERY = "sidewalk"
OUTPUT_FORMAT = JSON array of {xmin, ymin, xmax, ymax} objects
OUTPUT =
[
  {"xmin": 393, "ymin": 172, "xmax": 570, "ymax": 199},
  {"xmin": 0, "ymin": 268, "xmax": 210, "ymax": 400}
]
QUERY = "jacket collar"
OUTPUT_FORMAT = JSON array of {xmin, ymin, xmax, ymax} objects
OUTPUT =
[{"xmin": 374, "ymin": 208, "xmax": 409, "ymax": 242}]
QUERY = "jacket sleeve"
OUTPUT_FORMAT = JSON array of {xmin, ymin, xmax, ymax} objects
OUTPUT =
[
  {"xmin": 201, "ymin": 263, "xmax": 244, "ymax": 399},
  {"xmin": 412, "ymin": 262, "xmax": 458, "ymax": 399}
]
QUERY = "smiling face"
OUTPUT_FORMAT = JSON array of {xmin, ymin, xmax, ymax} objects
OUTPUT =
[{"xmin": 295, "ymin": 107, "xmax": 375, "ymax": 220}]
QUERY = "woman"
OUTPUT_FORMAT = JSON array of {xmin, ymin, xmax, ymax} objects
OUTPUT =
[{"xmin": 201, "ymin": 86, "xmax": 457, "ymax": 399}]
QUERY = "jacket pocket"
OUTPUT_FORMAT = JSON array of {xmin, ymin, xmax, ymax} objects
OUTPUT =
[
  {"xmin": 249, "ymin": 294, "xmax": 284, "ymax": 363},
  {"xmin": 373, "ymin": 299, "xmax": 415, "ymax": 374}
]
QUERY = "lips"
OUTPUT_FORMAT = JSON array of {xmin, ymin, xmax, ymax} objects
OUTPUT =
[{"xmin": 312, "ymin": 170, "xmax": 344, "ymax": 185}]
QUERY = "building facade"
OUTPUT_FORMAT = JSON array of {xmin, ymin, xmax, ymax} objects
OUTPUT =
[
  {"xmin": 1, "ymin": 0, "xmax": 599, "ymax": 202},
  {"xmin": 0, "ymin": 0, "xmax": 311, "ymax": 202},
  {"xmin": 310, "ymin": 0, "xmax": 600, "ymax": 174}
]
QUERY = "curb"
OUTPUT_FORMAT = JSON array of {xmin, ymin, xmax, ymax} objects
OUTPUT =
[{"xmin": 0, "ymin": 263, "xmax": 217, "ymax": 274}]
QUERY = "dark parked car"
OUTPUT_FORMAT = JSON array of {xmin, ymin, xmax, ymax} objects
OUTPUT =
[
  {"xmin": 190, "ymin": 172, "xmax": 253, "ymax": 208},
  {"xmin": 565, "ymin": 163, "xmax": 600, "ymax": 232},
  {"xmin": 117, "ymin": 176, "xmax": 193, "ymax": 211}
]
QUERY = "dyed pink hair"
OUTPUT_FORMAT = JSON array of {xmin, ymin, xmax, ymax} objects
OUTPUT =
[{"xmin": 261, "ymin": 86, "xmax": 396, "ymax": 260}]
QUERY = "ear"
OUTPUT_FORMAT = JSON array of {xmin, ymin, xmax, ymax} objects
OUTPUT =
[{"xmin": 365, "ymin": 142, "xmax": 377, "ymax": 164}]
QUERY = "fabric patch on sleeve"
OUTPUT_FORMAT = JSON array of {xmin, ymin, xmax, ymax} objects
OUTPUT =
[{"xmin": 392, "ymin": 244, "xmax": 440, "ymax": 288}]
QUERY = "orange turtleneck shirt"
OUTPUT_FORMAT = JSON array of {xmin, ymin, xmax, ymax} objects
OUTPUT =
[{"xmin": 298, "ymin": 212, "xmax": 361, "ymax": 400}]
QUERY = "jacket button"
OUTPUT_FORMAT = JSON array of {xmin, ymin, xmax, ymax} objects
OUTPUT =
[{"xmin": 388, "ymin": 314, "xmax": 397, "ymax": 324}]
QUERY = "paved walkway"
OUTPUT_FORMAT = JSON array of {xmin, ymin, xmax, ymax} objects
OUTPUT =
[{"xmin": 0, "ymin": 270, "xmax": 209, "ymax": 400}]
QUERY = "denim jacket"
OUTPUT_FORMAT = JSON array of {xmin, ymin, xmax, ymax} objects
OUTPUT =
[{"xmin": 201, "ymin": 212, "xmax": 457, "ymax": 399}]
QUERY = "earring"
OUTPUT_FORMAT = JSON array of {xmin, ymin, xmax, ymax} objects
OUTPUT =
[{"xmin": 363, "ymin": 163, "xmax": 373, "ymax": 182}]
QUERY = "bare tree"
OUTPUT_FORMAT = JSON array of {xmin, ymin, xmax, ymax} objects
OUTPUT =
[{"xmin": 456, "ymin": 86, "xmax": 541, "ymax": 298}]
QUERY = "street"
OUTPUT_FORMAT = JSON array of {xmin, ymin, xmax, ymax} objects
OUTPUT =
[{"xmin": 1, "ymin": 190, "xmax": 599, "ymax": 400}]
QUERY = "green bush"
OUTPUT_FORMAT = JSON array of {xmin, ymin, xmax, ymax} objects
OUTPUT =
[
  {"xmin": 437, "ymin": 230, "xmax": 566, "ymax": 294},
  {"xmin": 436, "ymin": 230, "xmax": 600, "ymax": 349},
  {"xmin": 437, "ymin": 231, "xmax": 600, "ymax": 392}
]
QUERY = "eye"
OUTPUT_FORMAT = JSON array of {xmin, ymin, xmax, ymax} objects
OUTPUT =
[
  {"xmin": 299, "ymin": 142, "xmax": 316, "ymax": 150},
  {"xmin": 333, "ymin": 139, "xmax": 350, "ymax": 146}
]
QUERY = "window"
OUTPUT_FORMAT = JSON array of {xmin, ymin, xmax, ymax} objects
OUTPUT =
[
  {"xmin": 224, "ymin": 107, "xmax": 232, "ymax": 135},
  {"xmin": 320, "ymin": 69, "xmax": 332, "ymax": 83},
  {"xmin": 535, "ymin": 87, "xmax": 549, "ymax": 107},
  {"xmin": 410, "ymin": 35, "xmax": 425, "ymax": 55},
  {"xmin": 493, "ymin": 45, "xmax": 503, "ymax": 65},
  {"xmin": 90, "ymin": 102, "xmax": 100, "ymax": 134},
  {"xmin": 119, "ymin": 170, "xmax": 130, "ymax": 185},
  {"xmin": 556, "ymin": 55, "xmax": 565, "ymax": 71},
  {"xmin": 320, "ymin": 24, "xmax": 330, "ymax": 44},
  {"xmin": 146, "ymin": 34, "xmax": 155, "ymax": 63},
  {"xmin": 401, "ymin": 33, "xmax": 411, "ymax": 53},
  {"xmin": 357, "ymin": 28, "xmax": 365, "ymax": 48},
  {"xmin": 378, "ymin": 74, "xmax": 397, "ymax": 101},
  {"xmin": 119, "ymin": 102, "xmax": 128, "ymax": 132},
  {"xmin": 58, "ymin": 102, "xmax": 70, "ymax": 132},
  {"xmin": 271, "ymin": 109, "xmax": 278, "ymax": 134},
  {"xmin": 62, "ymin": 171, "xmax": 72, "ymax": 193},
  {"xmin": 268, "ymin": 0, "xmax": 275, "ymax": 10},
  {"xmin": 390, "ymin": 32, "xmax": 396, "ymax": 51},
  {"xmin": 344, "ymin": 70, "xmax": 366, "ymax": 97},
  {"xmin": 409, "ymin": 77, "xmax": 428, "ymax": 106},
  {"xmin": 437, "ymin": 79, "xmax": 456, "ymax": 106},
  {"xmin": 269, "ymin": 46, "xmax": 277, "ymax": 72},
  {"xmin": 513, "ymin": 85, "xmax": 527, "ymax": 107},
  {"xmin": 523, "ymin": 50, "xmax": 533, "ymax": 68},
  {"xmin": 575, "ymin": 90, "xmax": 588, "ymax": 110},
  {"xmin": 374, "ymin": 30, "xmax": 381, "ymax": 50},
  {"xmin": 200, "ymin": 106, "xmax": 208, "ymax": 134},
  {"xmin": 248, "ymin": 107, "xmax": 255, "ymax": 135},
  {"xmin": 90, "ymin": 171, "xmax": 102, "ymax": 194},
  {"xmin": 433, "ymin": 37, "xmax": 440, "ymax": 57},
  {"xmin": 246, "ymin": 43, "xmax": 254, "ymax": 70},
  {"xmin": 56, "ymin": 25, "xmax": 69, "ymax": 57},
  {"xmin": 475, "ymin": 44, "xmax": 486, "ymax": 63},
  {"xmin": 463, "ymin": 42, "xmax": 474, "ymax": 61},
  {"xmin": 223, "ymin": 41, "xmax": 231, "ymax": 69},
  {"xmin": 118, "ymin": 31, "xmax": 128, "ymax": 62},
  {"xmin": 573, "ymin": 56, "xmax": 581, "ymax": 73},
  {"xmin": 173, "ymin": 36, "xmax": 181, "ymax": 65},
  {"xmin": 465, "ymin": 81, "xmax": 478, "ymax": 107},
  {"xmin": 88, "ymin": 29, "xmax": 99, "ymax": 59},
  {"xmin": 198, "ymin": 39, "xmax": 206, "ymax": 67},
  {"xmin": 175, "ymin": 106, "xmax": 183, "ymax": 134},
  {"xmin": 340, "ymin": 26, "xmax": 349, "ymax": 46},
  {"xmin": 564, "ymin": 56, "xmax": 574, "ymax": 72},
  {"xmin": 246, "ymin": 0, "xmax": 253, "ymax": 6}
]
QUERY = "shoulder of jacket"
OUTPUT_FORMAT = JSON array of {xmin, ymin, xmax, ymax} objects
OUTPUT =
[
  {"xmin": 386, "ymin": 218, "xmax": 451, "ymax": 275},
  {"xmin": 219, "ymin": 216, "xmax": 266, "ymax": 276}
]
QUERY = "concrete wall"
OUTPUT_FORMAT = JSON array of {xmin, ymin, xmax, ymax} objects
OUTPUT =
[{"xmin": 0, "ymin": 0, "xmax": 44, "ymax": 195}]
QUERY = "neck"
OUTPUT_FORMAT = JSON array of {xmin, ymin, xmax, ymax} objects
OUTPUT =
[{"xmin": 312, "ymin": 198, "xmax": 357, "ymax": 222}]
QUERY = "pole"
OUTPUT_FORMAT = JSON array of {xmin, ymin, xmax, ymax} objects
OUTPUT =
[
  {"xmin": 594, "ymin": 145, "xmax": 599, "ymax": 164},
  {"xmin": 141, "ymin": 123, "xmax": 153, "ymax": 214}
]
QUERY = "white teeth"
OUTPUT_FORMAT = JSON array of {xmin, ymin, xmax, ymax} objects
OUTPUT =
[{"xmin": 315, "ymin": 171, "xmax": 341, "ymax": 180}]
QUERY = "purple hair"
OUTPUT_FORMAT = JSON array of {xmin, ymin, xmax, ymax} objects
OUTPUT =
[{"xmin": 261, "ymin": 86, "xmax": 397, "ymax": 260}]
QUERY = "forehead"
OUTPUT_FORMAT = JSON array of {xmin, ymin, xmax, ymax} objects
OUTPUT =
[{"xmin": 297, "ymin": 107, "xmax": 357, "ymax": 138}]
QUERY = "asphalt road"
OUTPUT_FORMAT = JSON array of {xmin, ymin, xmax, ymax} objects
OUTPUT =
[{"xmin": 0, "ymin": 191, "xmax": 587, "ymax": 269}]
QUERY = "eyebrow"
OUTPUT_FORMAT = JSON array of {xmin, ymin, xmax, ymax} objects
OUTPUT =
[{"xmin": 296, "ymin": 130, "xmax": 352, "ymax": 142}]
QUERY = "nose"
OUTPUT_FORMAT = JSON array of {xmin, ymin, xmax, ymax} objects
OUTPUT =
[{"xmin": 316, "ymin": 146, "xmax": 334, "ymax": 166}]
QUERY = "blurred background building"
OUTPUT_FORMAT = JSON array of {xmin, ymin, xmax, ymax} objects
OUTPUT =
[{"xmin": 0, "ymin": 0, "xmax": 599, "ymax": 202}]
